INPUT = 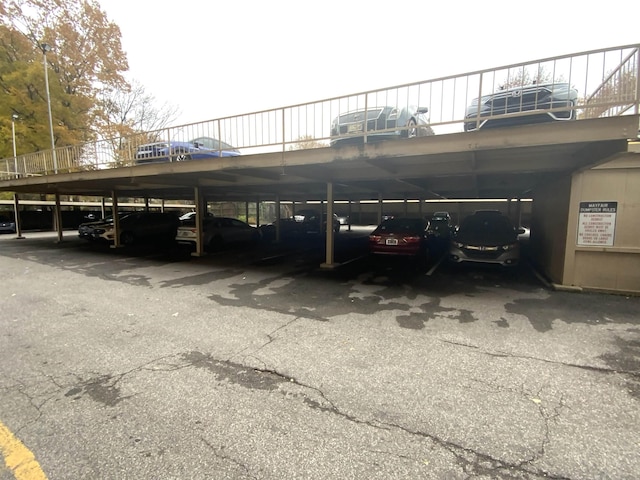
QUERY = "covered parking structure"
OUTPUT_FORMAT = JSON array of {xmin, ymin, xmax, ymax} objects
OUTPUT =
[
  {"xmin": 1, "ymin": 115, "xmax": 639, "ymax": 293},
  {"xmin": 1, "ymin": 44, "xmax": 639, "ymax": 293}
]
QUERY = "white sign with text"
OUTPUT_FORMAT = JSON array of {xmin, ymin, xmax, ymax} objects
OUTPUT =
[{"xmin": 577, "ymin": 202, "xmax": 617, "ymax": 246}]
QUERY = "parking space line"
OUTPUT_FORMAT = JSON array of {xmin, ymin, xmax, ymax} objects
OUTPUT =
[
  {"xmin": 0, "ymin": 420, "xmax": 48, "ymax": 480},
  {"xmin": 426, "ymin": 254, "xmax": 446, "ymax": 276}
]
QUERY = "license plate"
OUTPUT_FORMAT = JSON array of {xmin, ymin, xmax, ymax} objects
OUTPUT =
[
  {"xmin": 347, "ymin": 122, "xmax": 363, "ymax": 134},
  {"xmin": 386, "ymin": 238, "xmax": 398, "ymax": 245}
]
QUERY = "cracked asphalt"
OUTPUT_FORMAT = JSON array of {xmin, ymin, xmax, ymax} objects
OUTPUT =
[{"xmin": 0, "ymin": 231, "xmax": 639, "ymax": 479}]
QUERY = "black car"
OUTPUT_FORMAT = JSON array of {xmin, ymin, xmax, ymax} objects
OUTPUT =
[
  {"xmin": 449, "ymin": 210, "xmax": 525, "ymax": 267},
  {"xmin": 259, "ymin": 209, "xmax": 340, "ymax": 242},
  {"xmin": 331, "ymin": 105, "xmax": 434, "ymax": 146},
  {"xmin": 427, "ymin": 211, "xmax": 454, "ymax": 252},
  {"xmin": 464, "ymin": 82, "xmax": 578, "ymax": 132},
  {"xmin": 89, "ymin": 211, "xmax": 180, "ymax": 245}
]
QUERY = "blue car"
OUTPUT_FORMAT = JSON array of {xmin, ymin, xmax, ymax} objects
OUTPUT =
[{"xmin": 135, "ymin": 136, "xmax": 240, "ymax": 164}]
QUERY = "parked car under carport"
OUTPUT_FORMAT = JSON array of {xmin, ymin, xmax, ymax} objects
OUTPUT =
[{"xmin": 449, "ymin": 210, "xmax": 525, "ymax": 267}]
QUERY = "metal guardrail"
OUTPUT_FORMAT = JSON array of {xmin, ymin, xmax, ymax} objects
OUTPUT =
[{"xmin": 2, "ymin": 44, "xmax": 639, "ymax": 180}]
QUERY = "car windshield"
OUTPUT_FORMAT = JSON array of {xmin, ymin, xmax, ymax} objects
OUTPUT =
[
  {"xmin": 190, "ymin": 137, "xmax": 236, "ymax": 151},
  {"xmin": 457, "ymin": 214, "xmax": 516, "ymax": 244},
  {"xmin": 376, "ymin": 218, "xmax": 425, "ymax": 233}
]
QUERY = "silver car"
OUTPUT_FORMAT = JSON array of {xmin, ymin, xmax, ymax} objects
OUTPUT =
[{"xmin": 449, "ymin": 210, "xmax": 525, "ymax": 267}]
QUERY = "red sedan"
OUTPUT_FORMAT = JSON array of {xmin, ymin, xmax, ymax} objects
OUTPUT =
[{"xmin": 369, "ymin": 217, "xmax": 431, "ymax": 258}]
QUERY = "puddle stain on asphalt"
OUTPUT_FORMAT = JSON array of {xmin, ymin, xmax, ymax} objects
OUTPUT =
[
  {"xmin": 65, "ymin": 375, "xmax": 128, "ymax": 407},
  {"xmin": 598, "ymin": 334, "xmax": 640, "ymax": 401},
  {"xmin": 505, "ymin": 294, "xmax": 640, "ymax": 333},
  {"xmin": 181, "ymin": 351, "xmax": 284, "ymax": 391}
]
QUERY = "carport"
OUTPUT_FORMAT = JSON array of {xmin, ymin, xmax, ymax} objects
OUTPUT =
[{"xmin": 1, "ymin": 115, "xmax": 637, "ymax": 292}]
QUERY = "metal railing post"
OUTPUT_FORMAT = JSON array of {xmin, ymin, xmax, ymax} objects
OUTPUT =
[{"xmin": 635, "ymin": 48, "xmax": 640, "ymax": 115}]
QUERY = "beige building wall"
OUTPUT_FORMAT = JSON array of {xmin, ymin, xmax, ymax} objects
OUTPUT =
[{"xmin": 562, "ymin": 151, "xmax": 640, "ymax": 294}]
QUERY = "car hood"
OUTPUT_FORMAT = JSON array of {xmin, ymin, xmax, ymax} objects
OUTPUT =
[{"xmin": 455, "ymin": 228, "xmax": 517, "ymax": 246}]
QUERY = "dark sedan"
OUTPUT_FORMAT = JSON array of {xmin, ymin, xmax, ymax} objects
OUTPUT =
[
  {"xmin": 464, "ymin": 82, "xmax": 578, "ymax": 131},
  {"xmin": 176, "ymin": 216, "xmax": 260, "ymax": 251},
  {"xmin": 331, "ymin": 105, "xmax": 434, "ymax": 146},
  {"xmin": 0, "ymin": 215, "xmax": 16, "ymax": 234},
  {"xmin": 369, "ymin": 217, "xmax": 431, "ymax": 260},
  {"xmin": 260, "ymin": 209, "xmax": 340, "ymax": 242}
]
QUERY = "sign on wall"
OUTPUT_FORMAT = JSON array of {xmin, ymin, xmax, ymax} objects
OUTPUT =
[{"xmin": 577, "ymin": 201, "xmax": 618, "ymax": 246}]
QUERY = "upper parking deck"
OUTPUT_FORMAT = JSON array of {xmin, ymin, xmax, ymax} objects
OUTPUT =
[{"xmin": 0, "ymin": 44, "xmax": 638, "ymax": 201}]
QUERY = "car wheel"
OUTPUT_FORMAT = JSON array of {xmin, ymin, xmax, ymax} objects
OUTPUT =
[
  {"xmin": 172, "ymin": 153, "xmax": 192, "ymax": 162},
  {"xmin": 121, "ymin": 231, "xmax": 135, "ymax": 245},
  {"xmin": 406, "ymin": 119, "xmax": 418, "ymax": 138}
]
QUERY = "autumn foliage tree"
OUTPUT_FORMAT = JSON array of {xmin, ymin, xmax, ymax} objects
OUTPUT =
[{"xmin": 0, "ymin": 0, "xmax": 155, "ymax": 165}]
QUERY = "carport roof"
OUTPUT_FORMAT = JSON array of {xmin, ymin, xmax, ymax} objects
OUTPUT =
[{"xmin": 1, "ymin": 116, "xmax": 637, "ymax": 201}]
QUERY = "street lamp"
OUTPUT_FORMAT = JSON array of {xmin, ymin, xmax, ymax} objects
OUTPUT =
[
  {"xmin": 40, "ymin": 43, "xmax": 58, "ymax": 173},
  {"xmin": 11, "ymin": 114, "xmax": 18, "ymax": 177}
]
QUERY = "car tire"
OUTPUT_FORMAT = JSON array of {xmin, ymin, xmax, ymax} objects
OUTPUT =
[
  {"xmin": 121, "ymin": 231, "xmax": 135, "ymax": 245},
  {"xmin": 172, "ymin": 153, "xmax": 192, "ymax": 162},
  {"xmin": 406, "ymin": 118, "xmax": 418, "ymax": 138}
]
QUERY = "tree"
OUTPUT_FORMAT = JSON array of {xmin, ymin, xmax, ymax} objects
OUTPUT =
[
  {"xmin": 0, "ymin": 0, "xmax": 129, "ymax": 159},
  {"xmin": 581, "ymin": 69, "xmax": 637, "ymax": 119},
  {"xmin": 497, "ymin": 66, "xmax": 559, "ymax": 91},
  {"xmin": 289, "ymin": 135, "xmax": 327, "ymax": 150}
]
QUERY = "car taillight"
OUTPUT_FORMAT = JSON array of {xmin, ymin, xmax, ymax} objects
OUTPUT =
[
  {"xmin": 369, "ymin": 235, "xmax": 382, "ymax": 242},
  {"xmin": 403, "ymin": 236, "xmax": 421, "ymax": 244}
]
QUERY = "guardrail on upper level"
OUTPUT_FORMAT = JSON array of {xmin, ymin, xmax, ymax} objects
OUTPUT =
[{"xmin": 1, "ymin": 44, "xmax": 639, "ymax": 180}]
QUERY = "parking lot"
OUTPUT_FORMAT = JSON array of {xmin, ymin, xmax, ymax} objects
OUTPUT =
[{"xmin": 1, "ymin": 230, "xmax": 639, "ymax": 479}]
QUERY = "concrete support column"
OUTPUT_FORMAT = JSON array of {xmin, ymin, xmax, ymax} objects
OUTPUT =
[
  {"xmin": 192, "ymin": 186, "xmax": 206, "ymax": 257},
  {"xmin": 54, "ymin": 193, "xmax": 63, "ymax": 243},
  {"xmin": 13, "ymin": 193, "xmax": 24, "ymax": 239},
  {"xmin": 321, "ymin": 182, "xmax": 336, "ymax": 269},
  {"xmin": 100, "ymin": 197, "xmax": 106, "ymax": 219},
  {"xmin": 377, "ymin": 193, "xmax": 383, "ymax": 225},
  {"xmin": 275, "ymin": 196, "xmax": 281, "ymax": 242},
  {"xmin": 256, "ymin": 198, "xmax": 261, "ymax": 226},
  {"xmin": 347, "ymin": 199, "xmax": 352, "ymax": 231},
  {"xmin": 111, "ymin": 191, "xmax": 122, "ymax": 249}
]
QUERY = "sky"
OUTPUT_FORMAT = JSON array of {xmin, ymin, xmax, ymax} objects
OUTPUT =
[{"xmin": 98, "ymin": 0, "xmax": 639, "ymax": 127}]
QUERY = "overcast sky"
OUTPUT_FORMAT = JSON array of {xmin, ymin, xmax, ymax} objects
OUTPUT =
[{"xmin": 98, "ymin": 0, "xmax": 639, "ymax": 126}]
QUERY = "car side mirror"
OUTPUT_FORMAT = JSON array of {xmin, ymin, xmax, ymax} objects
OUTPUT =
[
  {"xmin": 517, "ymin": 227, "xmax": 526, "ymax": 235},
  {"xmin": 417, "ymin": 107, "xmax": 429, "ymax": 114}
]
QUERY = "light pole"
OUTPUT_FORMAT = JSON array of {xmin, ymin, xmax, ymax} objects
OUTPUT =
[
  {"xmin": 40, "ymin": 43, "xmax": 58, "ymax": 173},
  {"xmin": 11, "ymin": 114, "xmax": 18, "ymax": 177}
]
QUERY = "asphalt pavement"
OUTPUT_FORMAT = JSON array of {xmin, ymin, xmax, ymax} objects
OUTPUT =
[{"xmin": 0, "ymin": 230, "xmax": 639, "ymax": 479}]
